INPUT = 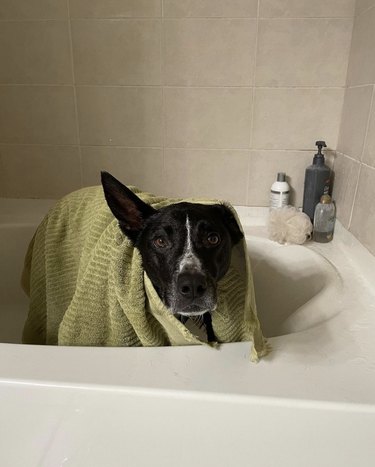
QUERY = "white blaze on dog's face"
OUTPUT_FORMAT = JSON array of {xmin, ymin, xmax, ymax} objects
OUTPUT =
[
  {"xmin": 178, "ymin": 216, "xmax": 202, "ymax": 274},
  {"xmin": 101, "ymin": 172, "xmax": 244, "ymax": 318},
  {"xmin": 174, "ymin": 215, "xmax": 210, "ymax": 316}
]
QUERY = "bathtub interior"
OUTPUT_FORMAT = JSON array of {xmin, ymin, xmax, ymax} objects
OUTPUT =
[
  {"xmin": 0, "ymin": 223, "xmax": 34, "ymax": 343},
  {"xmin": 0, "ymin": 199, "xmax": 344, "ymax": 344},
  {"xmin": 247, "ymin": 237, "xmax": 343, "ymax": 337},
  {"xmin": 0, "ymin": 199, "xmax": 54, "ymax": 344}
]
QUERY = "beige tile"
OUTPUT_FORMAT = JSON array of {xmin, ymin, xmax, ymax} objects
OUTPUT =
[
  {"xmin": 260, "ymin": 0, "xmax": 355, "ymax": 17},
  {"xmin": 0, "ymin": 21, "xmax": 72, "ymax": 85},
  {"xmin": 355, "ymin": 0, "xmax": 375, "ymax": 16},
  {"xmin": 331, "ymin": 153, "xmax": 360, "ymax": 228},
  {"xmin": 256, "ymin": 18, "xmax": 353, "ymax": 86},
  {"xmin": 163, "ymin": 19, "xmax": 256, "ymax": 86},
  {"xmin": 164, "ymin": 0, "xmax": 258, "ymax": 17},
  {"xmin": 0, "ymin": 0, "xmax": 67, "ymax": 20},
  {"xmin": 347, "ymin": 7, "xmax": 375, "ymax": 86},
  {"xmin": 350, "ymin": 165, "xmax": 375, "ymax": 255},
  {"xmin": 363, "ymin": 90, "xmax": 375, "ymax": 168},
  {"xmin": 163, "ymin": 149, "xmax": 249, "ymax": 204},
  {"xmin": 0, "ymin": 145, "xmax": 81, "ymax": 198},
  {"xmin": 71, "ymin": 20, "xmax": 161, "ymax": 85},
  {"xmin": 0, "ymin": 86, "xmax": 78, "ymax": 145},
  {"xmin": 337, "ymin": 86, "xmax": 373, "ymax": 160},
  {"xmin": 252, "ymin": 88, "xmax": 344, "ymax": 150},
  {"xmin": 76, "ymin": 86, "xmax": 162, "ymax": 146},
  {"xmin": 69, "ymin": 0, "xmax": 161, "ymax": 18},
  {"xmin": 165, "ymin": 87, "xmax": 252, "ymax": 149},
  {"xmin": 81, "ymin": 146, "xmax": 163, "ymax": 194},
  {"xmin": 248, "ymin": 150, "xmax": 313, "ymax": 207}
]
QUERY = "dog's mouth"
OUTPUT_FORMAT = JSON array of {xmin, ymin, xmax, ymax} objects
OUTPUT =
[
  {"xmin": 174, "ymin": 301, "xmax": 217, "ymax": 317},
  {"xmin": 164, "ymin": 296, "xmax": 216, "ymax": 316},
  {"xmin": 177, "ymin": 305, "xmax": 212, "ymax": 317}
]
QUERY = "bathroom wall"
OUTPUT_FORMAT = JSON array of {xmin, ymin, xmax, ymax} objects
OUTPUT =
[
  {"xmin": 334, "ymin": 0, "xmax": 375, "ymax": 255},
  {"xmin": 0, "ymin": 0, "xmax": 354, "ymax": 207}
]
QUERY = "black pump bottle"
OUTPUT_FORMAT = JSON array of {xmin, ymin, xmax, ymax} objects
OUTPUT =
[{"xmin": 302, "ymin": 141, "xmax": 331, "ymax": 222}]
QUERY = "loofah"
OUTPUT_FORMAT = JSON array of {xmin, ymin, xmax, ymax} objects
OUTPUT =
[{"xmin": 268, "ymin": 206, "xmax": 312, "ymax": 245}]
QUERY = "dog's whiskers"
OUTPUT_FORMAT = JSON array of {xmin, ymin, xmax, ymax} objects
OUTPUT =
[{"xmin": 191, "ymin": 314, "xmax": 205, "ymax": 329}]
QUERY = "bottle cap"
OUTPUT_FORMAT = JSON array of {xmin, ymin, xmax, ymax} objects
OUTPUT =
[
  {"xmin": 277, "ymin": 172, "xmax": 286, "ymax": 182},
  {"xmin": 320, "ymin": 194, "xmax": 332, "ymax": 204}
]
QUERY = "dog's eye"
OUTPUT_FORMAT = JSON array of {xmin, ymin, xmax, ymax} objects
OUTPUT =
[
  {"xmin": 153, "ymin": 237, "xmax": 167, "ymax": 248},
  {"xmin": 207, "ymin": 233, "xmax": 221, "ymax": 246}
]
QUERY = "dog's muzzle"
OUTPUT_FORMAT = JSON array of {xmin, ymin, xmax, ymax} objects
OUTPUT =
[{"xmin": 173, "ymin": 271, "xmax": 216, "ymax": 316}]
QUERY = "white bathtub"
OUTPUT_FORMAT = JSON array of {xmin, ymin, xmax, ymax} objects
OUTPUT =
[{"xmin": 1, "ymin": 199, "xmax": 375, "ymax": 467}]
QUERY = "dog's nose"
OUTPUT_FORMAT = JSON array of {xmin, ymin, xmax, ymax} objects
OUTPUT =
[{"xmin": 177, "ymin": 272, "xmax": 207, "ymax": 300}]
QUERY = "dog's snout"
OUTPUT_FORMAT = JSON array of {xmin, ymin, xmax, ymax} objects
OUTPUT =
[{"xmin": 177, "ymin": 272, "xmax": 207, "ymax": 299}]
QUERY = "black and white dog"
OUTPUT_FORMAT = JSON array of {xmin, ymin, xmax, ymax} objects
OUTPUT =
[{"xmin": 101, "ymin": 172, "xmax": 244, "ymax": 341}]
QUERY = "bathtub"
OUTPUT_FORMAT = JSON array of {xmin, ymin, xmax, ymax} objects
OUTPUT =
[{"xmin": 1, "ymin": 198, "xmax": 375, "ymax": 467}]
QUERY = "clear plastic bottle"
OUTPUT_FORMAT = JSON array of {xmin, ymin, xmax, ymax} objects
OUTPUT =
[{"xmin": 313, "ymin": 194, "xmax": 336, "ymax": 243}]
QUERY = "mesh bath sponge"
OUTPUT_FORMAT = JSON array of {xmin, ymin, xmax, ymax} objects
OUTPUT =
[{"xmin": 268, "ymin": 206, "xmax": 312, "ymax": 245}]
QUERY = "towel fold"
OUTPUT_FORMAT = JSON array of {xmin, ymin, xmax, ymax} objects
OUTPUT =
[{"xmin": 22, "ymin": 186, "xmax": 268, "ymax": 361}]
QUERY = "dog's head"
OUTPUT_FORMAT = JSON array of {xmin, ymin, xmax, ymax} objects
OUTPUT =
[{"xmin": 101, "ymin": 172, "xmax": 243, "ymax": 318}]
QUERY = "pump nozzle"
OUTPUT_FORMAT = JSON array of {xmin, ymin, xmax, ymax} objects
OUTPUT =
[
  {"xmin": 313, "ymin": 140, "xmax": 327, "ymax": 165},
  {"xmin": 315, "ymin": 141, "xmax": 327, "ymax": 155}
]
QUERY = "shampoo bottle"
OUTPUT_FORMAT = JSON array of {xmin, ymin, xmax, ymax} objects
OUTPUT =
[
  {"xmin": 270, "ymin": 172, "xmax": 290, "ymax": 209},
  {"xmin": 302, "ymin": 141, "xmax": 331, "ymax": 221}
]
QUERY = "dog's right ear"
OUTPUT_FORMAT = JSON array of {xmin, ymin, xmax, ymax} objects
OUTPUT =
[{"xmin": 101, "ymin": 172, "xmax": 156, "ymax": 242}]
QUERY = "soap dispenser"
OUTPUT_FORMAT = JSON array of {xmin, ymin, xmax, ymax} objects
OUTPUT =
[{"xmin": 302, "ymin": 141, "xmax": 331, "ymax": 221}]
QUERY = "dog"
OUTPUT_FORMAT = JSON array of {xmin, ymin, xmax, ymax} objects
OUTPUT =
[{"xmin": 101, "ymin": 172, "xmax": 244, "ymax": 342}]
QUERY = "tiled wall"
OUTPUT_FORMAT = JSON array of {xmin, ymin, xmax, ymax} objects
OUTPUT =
[
  {"xmin": 0, "ymin": 0, "xmax": 355, "ymax": 207},
  {"xmin": 334, "ymin": 0, "xmax": 375, "ymax": 255}
]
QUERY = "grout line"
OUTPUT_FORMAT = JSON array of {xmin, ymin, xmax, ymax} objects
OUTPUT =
[
  {"xmin": 66, "ymin": 0, "xmax": 83, "ymax": 188},
  {"xmin": 256, "ymin": 16, "xmax": 354, "ymax": 20},
  {"xmin": 347, "ymin": 85, "xmax": 375, "ymax": 228},
  {"xmin": 337, "ymin": 150, "xmax": 375, "ymax": 171},
  {"xmin": 0, "ymin": 83, "xmax": 347, "ymax": 89},
  {"xmin": 0, "ymin": 19, "xmax": 69, "ymax": 22},
  {"xmin": 0, "ymin": 18, "xmax": 162, "ymax": 23},
  {"xmin": 347, "ymin": 83, "xmax": 375, "ymax": 89},
  {"xmin": 247, "ymin": 0, "xmax": 261, "ymax": 204},
  {"xmin": 360, "ymin": 85, "xmax": 375, "ymax": 162},
  {"xmin": 335, "ymin": 151, "xmax": 362, "ymax": 164},
  {"xmin": 0, "ymin": 142, "xmax": 80, "ymax": 148},
  {"xmin": 361, "ymin": 161, "xmax": 375, "ymax": 170},
  {"xmin": 0, "ymin": 143, "xmax": 163, "ymax": 150},
  {"xmin": 0, "ymin": 16, "xmax": 355, "ymax": 22},
  {"xmin": 334, "ymin": 153, "xmax": 375, "ymax": 172},
  {"xmin": 249, "ymin": 0, "xmax": 260, "ymax": 149},
  {"xmin": 0, "ymin": 83, "xmax": 74, "ymax": 87},
  {"xmin": 340, "ymin": 12, "xmax": 355, "ymax": 92},
  {"xmin": 69, "ymin": 17, "xmax": 162, "ymax": 21},
  {"xmin": 0, "ymin": 143, "xmax": 337, "ymax": 152},
  {"xmin": 356, "ymin": 3, "xmax": 375, "ymax": 18},
  {"xmin": 348, "ymin": 164, "xmax": 362, "ymax": 230},
  {"xmin": 160, "ymin": 0, "xmax": 166, "ymax": 185}
]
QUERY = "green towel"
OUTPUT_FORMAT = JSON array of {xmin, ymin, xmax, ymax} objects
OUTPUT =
[{"xmin": 22, "ymin": 186, "xmax": 269, "ymax": 362}]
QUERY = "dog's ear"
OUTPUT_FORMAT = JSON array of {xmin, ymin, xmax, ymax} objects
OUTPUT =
[
  {"xmin": 101, "ymin": 171, "xmax": 156, "ymax": 242},
  {"xmin": 218, "ymin": 205, "xmax": 244, "ymax": 246}
]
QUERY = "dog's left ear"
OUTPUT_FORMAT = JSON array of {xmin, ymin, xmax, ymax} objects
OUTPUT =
[
  {"xmin": 101, "ymin": 171, "xmax": 156, "ymax": 242},
  {"xmin": 218, "ymin": 205, "xmax": 244, "ymax": 246}
]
